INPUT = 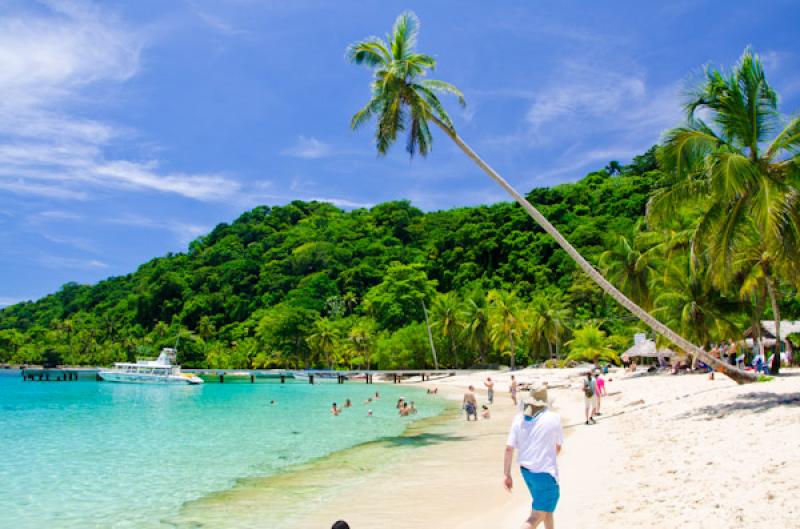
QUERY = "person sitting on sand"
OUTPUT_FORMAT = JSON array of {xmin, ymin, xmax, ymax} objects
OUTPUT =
[
  {"xmin": 463, "ymin": 385, "xmax": 478, "ymax": 421},
  {"xmin": 504, "ymin": 385, "xmax": 563, "ymax": 529},
  {"xmin": 510, "ymin": 375, "xmax": 518, "ymax": 406},
  {"xmin": 484, "ymin": 376, "xmax": 495, "ymax": 405},
  {"xmin": 582, "ymin": 373, "xmax": 596, "ymax": 425},
  {"xmin": 331, "ymin": 402, "xmax": 341, "ymax": 416},
  {"xmin": 481, "ymin": 404, "xmax": 491, "ymax": 419}
]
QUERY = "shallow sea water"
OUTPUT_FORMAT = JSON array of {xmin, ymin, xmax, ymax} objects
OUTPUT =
[{"xmin": 0, "ymin": 373, "xmax": 444, "ymax": 529}]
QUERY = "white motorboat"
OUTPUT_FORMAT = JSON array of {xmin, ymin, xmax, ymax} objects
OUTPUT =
[{"xmin": 98, "ymin": 348, "xmax": 203, "ymax": 385}]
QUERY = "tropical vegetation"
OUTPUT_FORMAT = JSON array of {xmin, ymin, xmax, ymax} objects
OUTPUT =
[{"xmin": 0, "ymin": 33, "xmax": 797, "ymax": 376}]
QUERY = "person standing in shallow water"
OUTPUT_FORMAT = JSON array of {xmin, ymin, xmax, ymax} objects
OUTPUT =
[
  {"xmin": 463, "ymin": 385, "xmax": 478, "ymax": 421},
  {"xmin": 510, "ymin": 375, "xmax": 518, "ymax": 406},
  {"xmin": 504, "ymin": 386, "xmax": 563, "ymax": 529},
  {"xmin": 484, "ymin": 376, "xmax": 495, "ymax": 404}
]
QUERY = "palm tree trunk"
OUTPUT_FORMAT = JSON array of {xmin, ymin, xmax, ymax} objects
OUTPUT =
[
  {"xmin": 764, "ymin": 272, "xmax": 782, "ymax": 375},
  {"xmin": 509, "ymin": 332, "xmax": 516, "ymax": 371},
  {"xmin": 431, "ymin": 118, "xmax": 756, "ymax": 384}
]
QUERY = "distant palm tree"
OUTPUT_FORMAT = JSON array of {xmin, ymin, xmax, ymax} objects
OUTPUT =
[
  {"xmin": 652, "ymin": 257, "xmax": 739, "ymax": 349},
  {"xmin": 307, "ymin": 319, "xmax": 340, "ymax": 369},
  {"xmin": 529, "ymin": 294, "xmax": 571, "ymax": 361},
  {"xmin": 487, "ymin": 289, "xmax": 523, "ymax": 369},
  {"xmin": 347, "ymin": 11, "xmax": 754, "ymax": 383},
  {"xmin": 598, "ymin": 227, "xmax": 659, "ymax": 310},
  {"xmin": 461, "ymin": 292, "xmax": 490, "ymax": 365},
  {"xmin": 653, "ymin": 49, "xmax": 800, "ymax": 374},
  {"xmin": 565, "ymin": 325, "xmax": 620, "ymax": 365},
  {"xmin": 347, "ymin": 324, "xmax": 374, "ymax": 370},
  {"xmin": 430, "ymin": 292, "xmax": 465, "ymax": 367}
]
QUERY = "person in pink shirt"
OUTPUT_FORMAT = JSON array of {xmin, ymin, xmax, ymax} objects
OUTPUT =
[{"xmin": 594, "ymin": 371, "xmax": 607, "ymax": 415}]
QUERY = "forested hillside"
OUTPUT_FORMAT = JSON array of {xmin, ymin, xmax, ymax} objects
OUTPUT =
[{"xmin": 1, "ymin": 147, "xmax": 796, "ymax": 369}]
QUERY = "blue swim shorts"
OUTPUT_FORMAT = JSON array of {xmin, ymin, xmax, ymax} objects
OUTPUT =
[{"xmin": 520, "ymin": 468, "xmax": 560, "ymax": 513}]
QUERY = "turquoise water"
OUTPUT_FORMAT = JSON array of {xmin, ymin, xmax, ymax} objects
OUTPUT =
[{"xmin": 0, "ymin": 373, "xmax": 443, "ymax": 529}]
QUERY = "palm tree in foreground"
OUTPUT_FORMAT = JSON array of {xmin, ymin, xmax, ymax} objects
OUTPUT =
[
  {"xmin": 347, "ymin": 11, "xmax": 756, "ymax": 382},
  {"xmin": 651, "ymin": 49, "xmax": 800, "ymax": 375}
]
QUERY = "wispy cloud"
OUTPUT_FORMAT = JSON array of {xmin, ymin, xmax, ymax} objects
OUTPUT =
[
  {"xmin": 36, "ymin": 255, "xmax": 108, "ymax": 270},
  {"xmin": 107, "ymin": 214, "xmax": 210, "ymax": 247},
  {"xmin": 0, "ymin": 1, "xmax": 241, "ymax": 202},
  {"xmin": 281, "ymin": 136, "xmax": 333, "ymax": 159},
  {"xmin": 187, "ymin": 1, "xmax": 248, "ymax": 36}
]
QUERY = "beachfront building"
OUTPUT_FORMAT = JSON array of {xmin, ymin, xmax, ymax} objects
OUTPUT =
[{"xmin": 744, "ymin": 320, "xmax": 800, "ymax": 361}]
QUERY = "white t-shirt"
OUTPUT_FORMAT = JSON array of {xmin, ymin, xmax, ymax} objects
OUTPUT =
[{"xmin": 506, "ymin": 410, "xmax": 564, "ymax": 481}]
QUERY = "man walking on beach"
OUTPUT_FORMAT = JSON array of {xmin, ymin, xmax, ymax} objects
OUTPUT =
[
  {"xmin": 504, "ymin": 386, "xmax": 563, "ymax": 529},
  {"xmin": 583, "ymin": 373, "xmax": 596, "ymax": 425},
  {"xmin": 463, "ymin": 385, "xmax": 478, "ymax": 421}
]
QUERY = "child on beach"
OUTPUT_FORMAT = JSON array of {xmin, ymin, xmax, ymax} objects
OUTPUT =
[{"xmin": 481, "ymin": 405, "xmax": 491, "ymax": 419}]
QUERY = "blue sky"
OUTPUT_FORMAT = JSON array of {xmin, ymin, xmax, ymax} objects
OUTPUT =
[{"xmin": 1, "ymin": 0, "xmax": 799, "ymax": 305}]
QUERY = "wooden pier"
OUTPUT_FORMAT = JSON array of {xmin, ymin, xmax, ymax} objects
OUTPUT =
[
  {"xmin": 17, "ymin": 366, "xmax": 475, "ymax": 384},
  {"xmin": 20, "ymin": 367, "xmax": 93, "ymax": 382},
  {"xmin": 184, "ymin": 369, "xmax": 465, "ymax": 384}
]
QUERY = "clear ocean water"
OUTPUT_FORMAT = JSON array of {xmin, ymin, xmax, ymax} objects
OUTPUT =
[{"xmin": 0, "ymin": 372, "xmax": 444, "ymax": 529}]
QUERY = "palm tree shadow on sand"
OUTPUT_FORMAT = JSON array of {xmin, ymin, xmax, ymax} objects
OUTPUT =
[
  {"xmin": 680, "ymin": 392, "xmax": 800, "ymax": 420},
  {"xmin": 377, "ymin": 432, "xmax": 467, "ymax": 448}
]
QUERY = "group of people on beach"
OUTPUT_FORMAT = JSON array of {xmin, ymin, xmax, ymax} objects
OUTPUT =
[{"xmin": 582, "ymin": 370, "xmax": 607, "ymax": 425}]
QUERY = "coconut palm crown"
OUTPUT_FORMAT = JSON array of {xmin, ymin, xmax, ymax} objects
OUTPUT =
[{"xmin": 347, "ymin": 11, "xmax": 464, "ymax": 157}]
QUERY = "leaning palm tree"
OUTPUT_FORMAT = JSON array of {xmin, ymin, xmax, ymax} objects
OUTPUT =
[
  {"xmin": 347, "ymin": 11, "xmax": 756, "ymax": 382},
  {"xmin": 652, "ymin": 48, "xmax": 800, "ymax": 374}
]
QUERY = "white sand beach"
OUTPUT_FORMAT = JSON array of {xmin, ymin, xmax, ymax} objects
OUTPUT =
[{"xmin": 298, "ymin": 368, "xmax": 800, "ymax": 529}]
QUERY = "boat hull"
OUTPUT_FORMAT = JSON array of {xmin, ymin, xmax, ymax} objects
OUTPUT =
[{"xmin": 98, "ymin": 371, "xmax": 203, "ymax": 385}]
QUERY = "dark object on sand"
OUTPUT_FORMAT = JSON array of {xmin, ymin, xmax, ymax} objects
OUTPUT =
[{"xmin": 332, "ymin": 521, "xmax": 351, "ymax": 529}]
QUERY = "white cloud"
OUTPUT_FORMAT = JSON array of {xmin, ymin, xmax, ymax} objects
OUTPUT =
[
  {"xmin": 527, "ymin": 63, "xmax": 647, "ymax": 129},
  {"xmin": 281, "ymin": 136, "xmax": 333, "ymax": 159},
  {"xmin": 0, "ymin": 1, "xmax": 240, "ymax": 202}
]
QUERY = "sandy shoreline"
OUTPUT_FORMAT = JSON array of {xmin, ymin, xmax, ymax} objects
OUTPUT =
[{"xmin": 295, "ymin": 368, "xmax": 800, "ymax": 529}]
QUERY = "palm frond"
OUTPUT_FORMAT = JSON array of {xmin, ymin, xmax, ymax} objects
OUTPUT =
[
  {"xmin": 421, "ymin": 79, "xmax": 466, "ymax": 106},
  {"xmin": 390, "ymin": 11, "xmax": 419, "ymax": 60},
  {"xmin": 346, "ymin": 38, "xmax": 391, "ymax": 67},
  {"xmin": 765, "ymin": 114, "xmax": 800, "ymax": 160}
]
